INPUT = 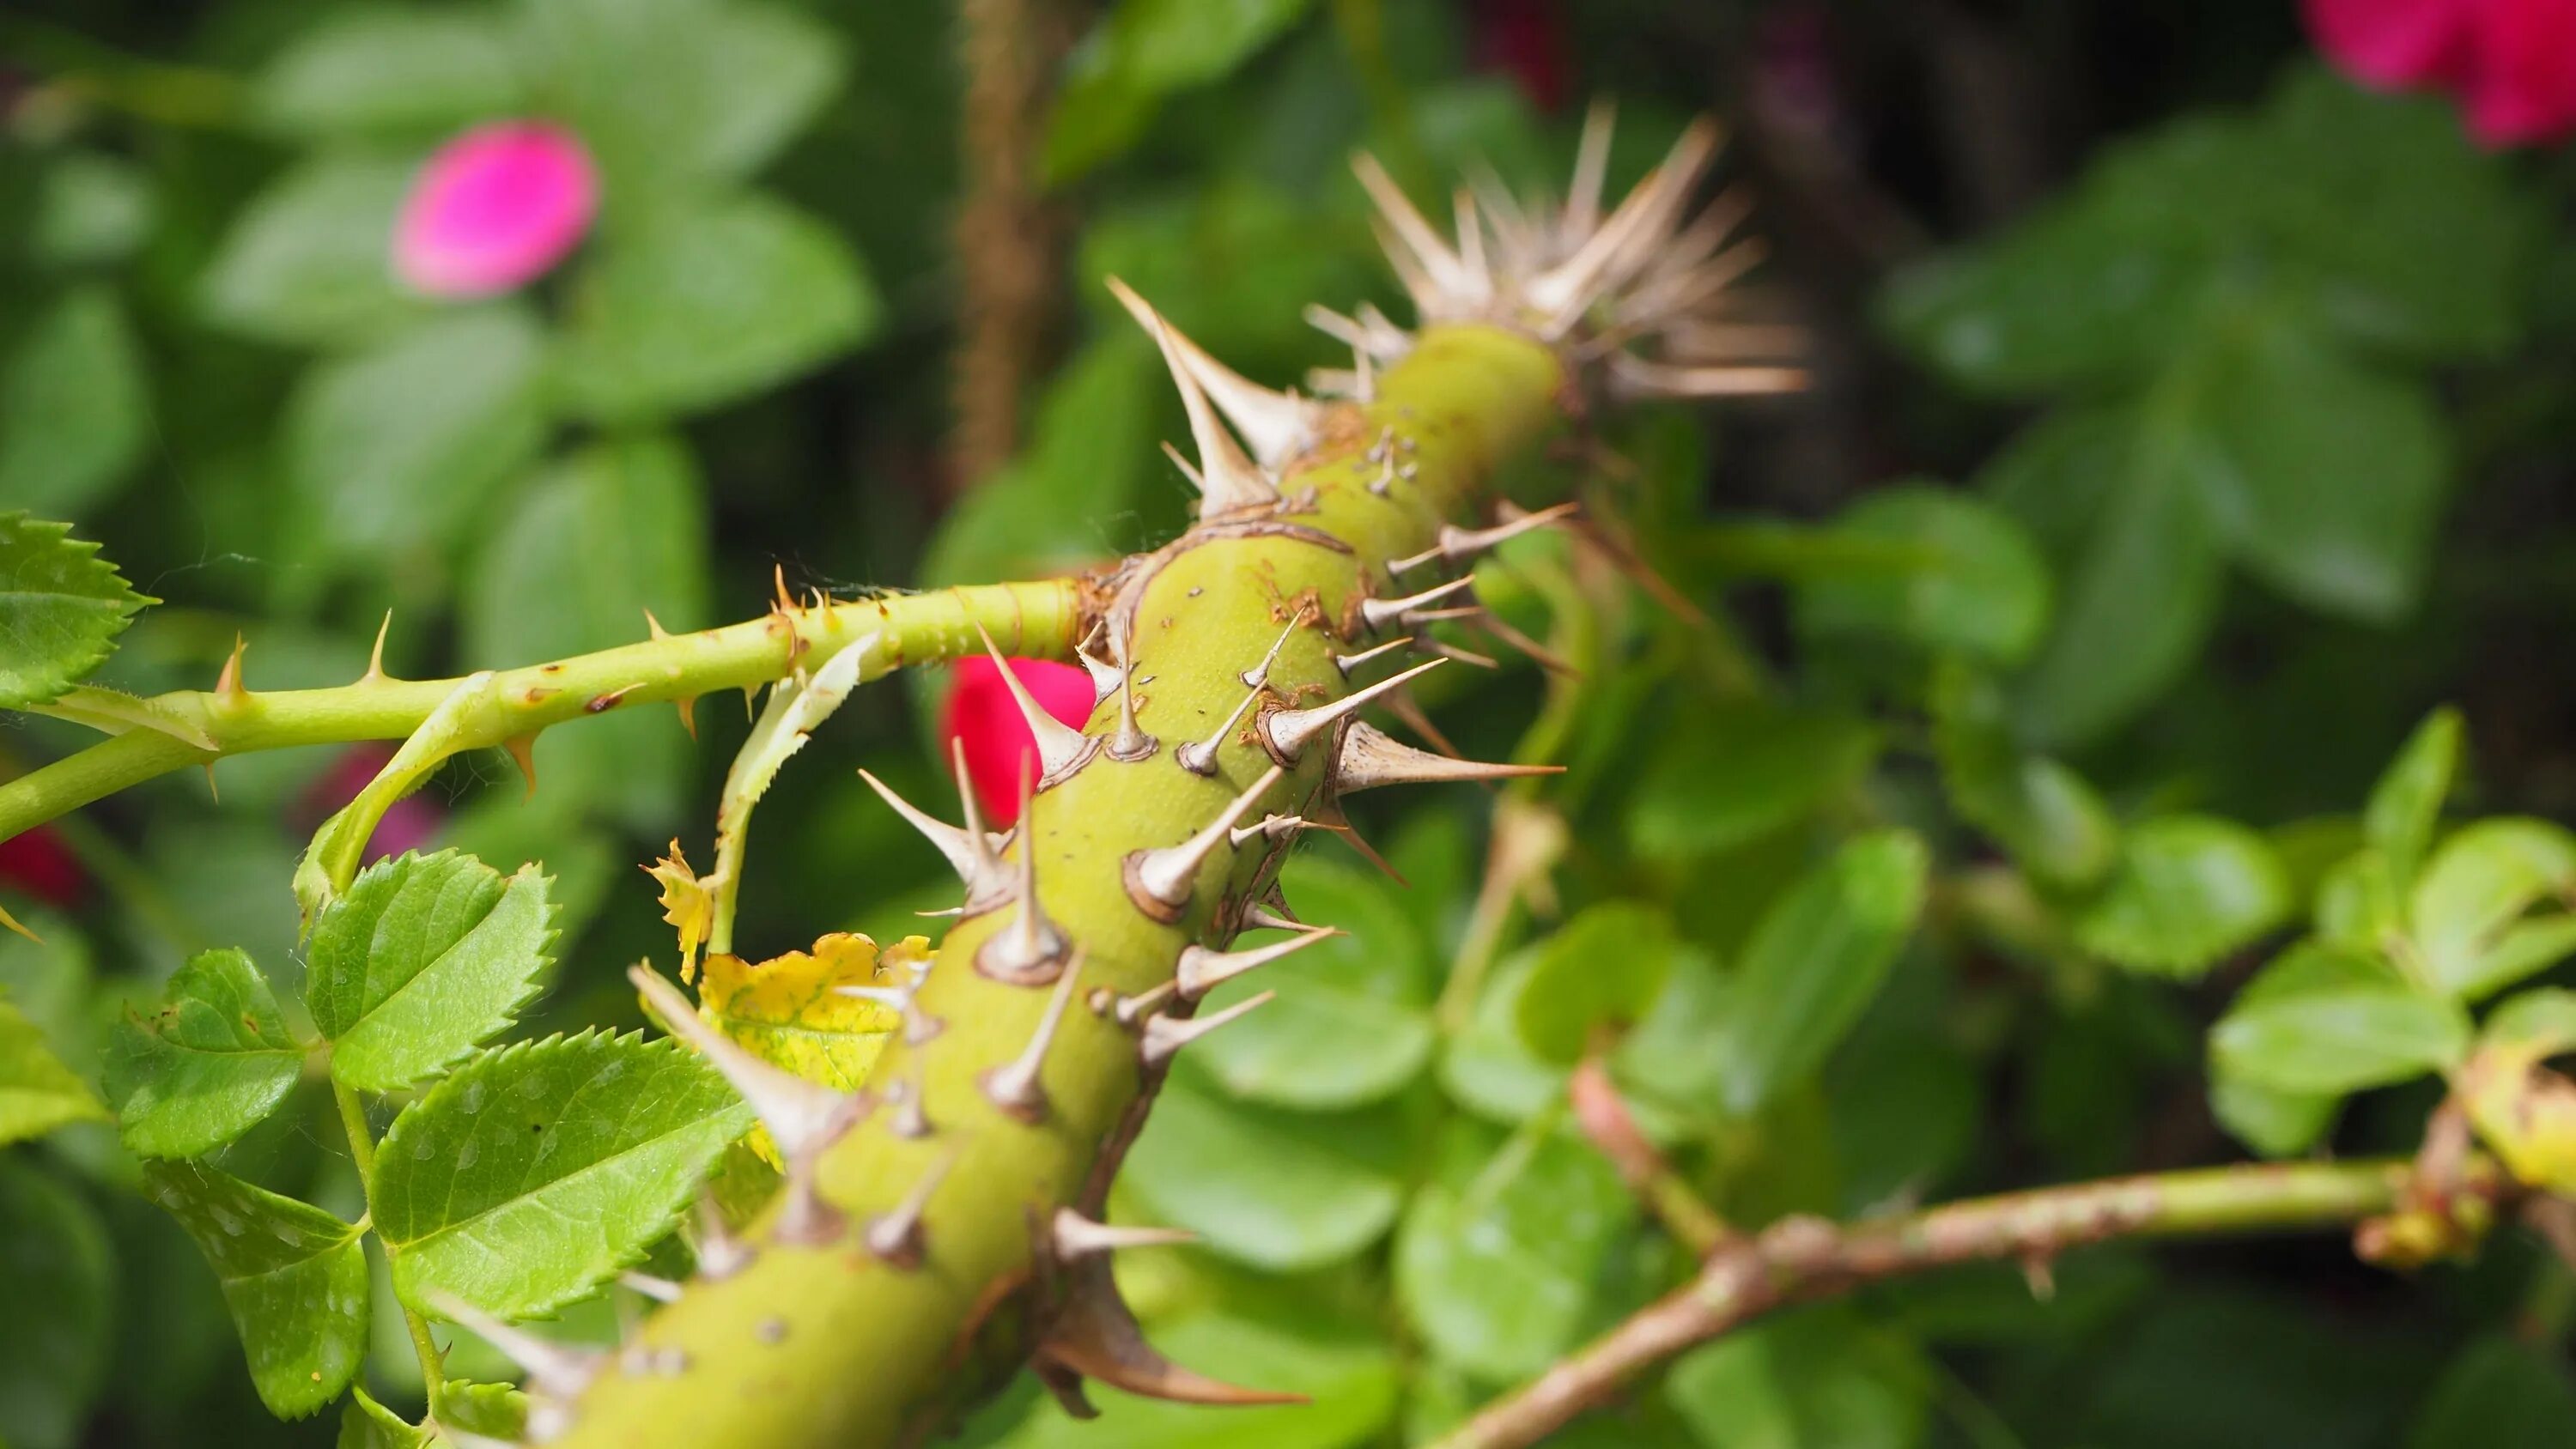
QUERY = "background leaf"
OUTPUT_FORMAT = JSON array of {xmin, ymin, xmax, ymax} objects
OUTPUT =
[
  {"xmin": 1794, "ymin": 484, "xmax": 2052, "ymax": 664},
  {"xmin": 197, "ymin": 156, "xmax": 424, "ymax": 346},
  {"xmin": 0, "ymin": 1160, "xmax": 112, "ymax": 1449},
  {"xmin": 0, "ymin": 997, "xmax": 107, "ymax": 1147},
  {"xmin": 1716, "ymin": 831, "xmax": 1929, "ymax": 1113},
  {"xmin": 2073, "ymin": 816, "xmax": 2292, "ymax": 978},
  {"xmin": 0, "ymin": 288, "xmax": 149, "ymax": 518},
  {"xmin": 2211, "ymin": 943, "xmax": 2469, "ymax": 1095},
  {"xmin": 1121, "ymin": 1064, "xmax": 1405, "ymax": 1270},
  {"xmin": 1515, "ymin": 900, "xmax": 1678, "ymax": 1065},
  {"xmin": 253, "ymin": 6, "xmax": 526, "ymax": 137},
  {"xmin": 143, "ymin": 1160, "xmax": 368, "ymax": 1421}
]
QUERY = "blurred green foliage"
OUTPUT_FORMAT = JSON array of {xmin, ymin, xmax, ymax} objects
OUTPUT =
[{"xmin": 8, "ymin": 1, "xmax": 2576, "ymax": 1446}]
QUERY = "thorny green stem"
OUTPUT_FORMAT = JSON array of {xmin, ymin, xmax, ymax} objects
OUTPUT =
[
  {"xmin": 1426, "ymin": 1157, "xmax": 2412, "ymax": 1449},
  {"xmin": 332, "ymin": 1078, "xmax": 449, "ymax": 1415},
  {"xmin": 553, "ymin": 323, "xmax": 1570, "ymax": 1449},
  {"xmin": 0, "ymin": 581, "xmax": 1083, "ymax": 847}
]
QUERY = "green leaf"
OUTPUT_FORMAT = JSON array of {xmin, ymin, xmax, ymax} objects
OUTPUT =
[
  {"xmin": 1667, "ymin": 1306, "xmax": 1928, "ymax": 1449},
  {"xmin": 2073, "ymin": 815, "xmax": 2293, "ymax": 978},
  {"xmin": 1188, "ymin": 858, "xmax": 1436, "ymax": 1108},
  {"xmin": 1440, "ymin": 946, "xmax": 1571, "ymax": 1125},
  {"xmin": 524, "ymin": 0, "xmax": 844, "ymax": 197},
  {"xmin": 1929, "ymin": 663, "xmax": 2119, "ymax": 890},
  {"xmin": 2209, "ymin": 1074, "xmax": 2340, "ymax": 1160},
  {"xmin": 103, "ymin": 947, "xmax": 303, "ymax": 1158},
  {"xmin": 1716, "ymin": 831, "xmax": 1929, "ymax": 1114},
  {"xmin": 1630, "ymin": 700, "xmax": 1879, "ymax": 860},
  {"xmin": 2186, "ymin": 314, "xmax": 2445, "ymax": 622},
  {"xmin": 337, "ymin": 1387, "xmax": 427, "ymax": 1449},
  {"xmin": 1990, "ymin": 404, "xmax": 2226, "ymax": 747},
  {"xmin": 287, "ymin": 306, "xmax": 551, "ymax": 561},
  {"xmin": 2410, "ymin": 819, "xmax": 2576, "ymax": 998},
  {"xmin": 1121, "ymin": 1064, "xmax": 1405, "ymax": 1271},
  {"xmin": 142, "ymin": 1160, "xmax": 368, "ymax": 1421},
  {"xmin": 1394, "ymin": 1121, "xmax": 1635, "ymax": 1379},
  {"xmin": 0, "ymin": 1159, "xmax": 112, "ymax": 1449},
  {"xmin": 437, "ymin": 1380, "xmax": 529, "ymax": 1440},
  {"xmin": 987, "ymin": 1305, "xmax": 1398, "ymax": 1449},
  {"xmin": 372, "ymin": 1031, "xmax": 752, "ymax": 1318},
  {"xmin": 1795, "ymin": 484, "xmax": 2052, "ymax": 664},
  {"xmin": 2365, "ymin": 708, "xmax": 2462, "ymax": 893},
  {"xmin": 2405, "ymin": 1335, "xmax": 2576, "ymax": 1449},
  {"xmin": 2481, "ymin": 988, "xmax": 2576, "ymax": 1060},
  {"xmin": 557, "ymin": 193, "xmax": 877, "ymax": 421},
  {"xmin": 254, "ymin": 6, "xmax": 526, "ymax": 136},
  {"xmin": 2211, "ymin": 942, "xmax": 2469, "ymax": 1095},
  {"xmin": 28, "ymin": 153, "xmax": 155, "ymax": 270},
  {"xmin": 0, "ymin": 512, "xmax": 149, "ymax": 709},
  {"xmin": 923, "ymin": 336, "xmax": 1160, "ymax": 585},
  {"xmin": 197, "ymin": 156, "xmax": 425, "ymax": 346},
  {"xmin": 2316, "ymin": 847, "xmax": 2403, "ymax": 952},
  {"xmin": 0, "ymin": 994, "xmax": 106, "ymax": 1148},
  {"xmin": 0, "ymin": 287, "xmax": 149, "ymax": 518},
  {"xmin": 1045, "ymin": 0, "xmax": 1321, "ymax": 182},
  {"xmin": 306, "ymin": 850, "xmax": 556, "ymax": 1092},
  {"xmin": 464, "ymin": 436, "xmax": 711, "ymax": 828},
  {"xmin": 1516, "ymin": 901, "xmax": 1678, "ymax": 1065}
]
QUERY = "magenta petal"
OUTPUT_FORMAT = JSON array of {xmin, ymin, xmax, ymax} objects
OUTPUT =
[
  {"xmin": 2303, "ymin": 0, "xmax": 2479, "ymax": 88},
  {"xmin": 941, "ymin": 657, "xmax": 1097, "ymax": 828},
  {"xmin": 2464, "ymin": 0, "xmax": 2576, "ymax": 144},
  {"xmin": 393, "ymin": 122, "xmax": 600, "ymax": 298}
]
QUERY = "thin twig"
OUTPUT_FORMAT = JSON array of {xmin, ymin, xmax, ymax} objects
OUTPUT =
[{"xmin": 1427, "ymin": 1158, "xmax": 2411, "ymax": 1449}]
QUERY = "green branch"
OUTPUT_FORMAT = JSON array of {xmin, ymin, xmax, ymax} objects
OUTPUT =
[
  {"xmin": 0, "ymin": 580, "xmax": 1084, "ymax": 846},
  {"xmin": 1427, "ymin": 1158, "xmax": 2412, "ymax": 1449}
]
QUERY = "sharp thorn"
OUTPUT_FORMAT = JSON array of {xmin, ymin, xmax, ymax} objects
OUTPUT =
[
  {"xmin": 972, "ymin": 623, "xmax": 1100, "ymax": 785},
  {"xmin": 1052, "ymin": 1208, "xmax": 1198, "ymax": 1261},
  {"xmin": 1360, "ymin": 577, "xmax": 1476, "ymax": 633},
  {"xmin": 1390, "ymin": 502, "xmax": 1581, "ymax": 574},
  {"xmin": 1176, "ymin": 679, "xmax": 1262, "ymax": 777},
  {"xmin": 1352, "ymin": 152, "xmax": 1473, "ymax": 303},
  {"xmin": 629, "ymin": 965, "xmax": 871, "ymax": 1160},
  {"xmin": 1332, "ymin": 719, "xmax": 1564, "ymax": 793},
  {"xmin": 864, "ymin": 1150, "xmax": 957, "ymax": 1270},
  {"xmin": 1228, "ymin": 812, "xmax": 1315, "ymax": 846},
  {"xmin": 428, "ymin": 1293, "xmax": 605, "ymax": 1403},
  {"xmin": 1036, "ymin": 1253, "xmax": 1306, "ymax": 1407},
  {"xmin": 1422, "ymin": 639, "xmax": 1498, "ymax": 669},
  {"xmin": 888, "ymin": 1064, "xmax": 933, "ymax": 1139},
  {"xmin": 977, "ymin": 764, "xmax": 1072, "ymax": 984},
  {"xmin": 860, "ymin": 767, "xmax": 1001, "ymax": 899},
  {"xmin": 692, "ymin": 1197, "xmax": 755, "ymax": 1282},
  {"xmin": 1567, "ymin": 97, "xmax": 1617, "ymax": 238},
  {"xmin": 360, "ymin": 611, "xmax": 395, "ymax": 684},
  {"xmin": 1105, "ymin": 277, "xmax": 1320, "ymax": 469},
  {"xmin": 980, "ymin": 949, "xmax": 1085, "ymax": 1125},
  {"xmin": 1472, "ymin": 609, "xmax": 1579, "ymax": 677},
  {"xmin": 1073, "ymin": 643, "xmax": 1125, "ymax": 708},
  {"xmin": 503, "ymin": 734, "xmax": 539, "ymax": 798},
  {"xmin": 644, "ymin": 608, "xmax": 672, "ymax": 641},
  {"xmin": 1239, "ymin": 610, "xmax": 1309, "ymax": 688},
  {"xmin": 213, "ymin": 634, "xmax": 249, "ymax": 706},
  {"xmin": 620, "ymin": 1272, "xmax": 683, "ymax": 1304},
  {"xmin": 1243, "ymin": 905, "xmax": 1302, "ymax": 932},
  {"xmin": 1123, "ymin": 765, "xmax": 1285, "ymax": 920},
  {"xmin": 1333, "ymin": 635, "xmax": 1413, "ymax": 676},
  {"xmin": 1105, "ymin": 657, "xmax": 1157, "ymax": 762},
  {"xmin": 1176, "ymin": 926, "xmax": 1341, "ymax": 1000},
  {"xmin": 1141, "ymin": 991, "xmax": 1276, "ymax": 1069},
  {"xmin": 1309, "ymin": 793, "xmax": 1406, "ymax": 884},
  {"xmin": 1112, "ymin": 979, "xmax": 1177, "ymax": 1028},
  {"xmin": 1380, "ymin": 684, "xmax": 1462, "ymax": 758},
  {"xmin": 1259, "ymin": 658, "xmax": 1446, "ymax": 761},
  {"xmin": 1113, "ymin": 286, "xmax": 1278, "ymax": 516}
]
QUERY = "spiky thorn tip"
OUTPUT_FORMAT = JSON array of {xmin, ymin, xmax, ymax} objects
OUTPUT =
[
  {"xmin": 1141, "ymin": 991, "xmax": 1276, "ymax": 1069},
  {"xmin": 864, "ymin": 1149, "xmax": 957, "ymax": 1270},
  {"xmin": 981, "ymin": 949, "xmax": 1085, "ymax": 1124},
  {"xmin": 629, "ymin": 966, "xmax": 867, "ymax": 1165},
  {"xmin": 1360, "ymin": 576, "xmax": 1476, "ymax": 633},
  {"xmin": 1332, "ymin": 719, "xmax": 1564, "ymax": 793},
  {"xmin": 972, "ymin": 621, "xmax": 1101, "ymax": 786},
  {"xmin": 1176, "ymin": 926, "xmax": 1340, "ymax": 1001},
  {"xmin": 1123, "ymin": 764, "xmax": 1285, "ymax": 921},
  {"xmin": 1053, "ymin": 1208, "xmax": 1198, "ymax": 1261},
  {"xmin": 428, "ymin": 1292, "xmax": 605, "ymax": 1404},
  {"xmin": 1106, "ymin": 276, "xmax": 1321, "ymax": 470},
  {"xmin": 1260, "ymin": 658, "xmax": 1446, "ymax": 761},
  {"xmin": 1389, "ymin": 501, "xmax": 1581, "ymax": 575},
  {"xmin": 859, "ymin": 762, "xmax": 1003, "ymax": 904},
  {"xmin": 977, "ymin": 765, "xmax": 1072, "ymax": 984}
]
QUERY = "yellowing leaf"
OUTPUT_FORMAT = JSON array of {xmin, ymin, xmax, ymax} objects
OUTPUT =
[
  {"xmin": 643, "ymin": 840, "xmax": 715, "ymax": 981},
  {"xmin": 696, "ymin": 931, "xmax": 924, "ymax": 1168},
  {"xmin": 2464, "ymin": 1052, "xmax": 2576, "ymax": 1197}
]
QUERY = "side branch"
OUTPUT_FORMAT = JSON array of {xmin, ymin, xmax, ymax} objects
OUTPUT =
[
  {"xmin": 0, "ymin": 579, "xmax": 1088, "ymax": 844},
  {"xmin": 1431, "ymin": 1158, "xmax": 2410, "ymax": 1449}
]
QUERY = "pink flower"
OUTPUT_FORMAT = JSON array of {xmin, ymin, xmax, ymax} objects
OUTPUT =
[
  {"xmin": 0, "ymin": 825, "xmax": 84, "ymax": 908},
  {"xmin": 941, "ymin": 657, "xmax": 1095, "ymax": 828},
  {"xmin": 392, "ymin": 122, "xmax": 599, "ymax": 297},
  {"xmin": 2306, "ymin": 0, "xmax": 2576, "ymax": 145}
]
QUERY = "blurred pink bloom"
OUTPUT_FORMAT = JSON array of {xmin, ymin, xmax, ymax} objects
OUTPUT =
[
  {"xmin": 942, "ymin": 657, "xmax": 1095, "ymax": 828},
  {"xmin": 393, "ymin": 122, "xmax": 598, "ymax": 297},
  {"xmin": 2306, "ymin": 0, "xmax": 2576, "ymax": 145},
  {"xmin": 300, "ymin": 744, "xmax": 443, "ymax": 864}
]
